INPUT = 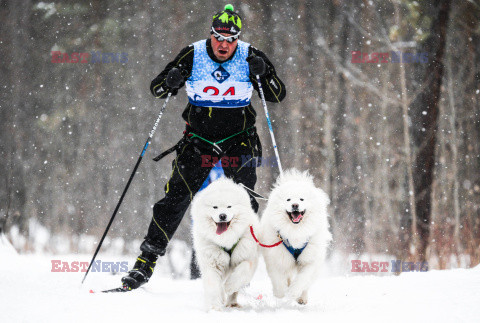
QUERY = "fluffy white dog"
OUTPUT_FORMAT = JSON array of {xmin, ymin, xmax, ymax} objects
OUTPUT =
[
  {"xmin": 191, "ymin": 178, "xmax": 259, "ymax": 310},
  {"xmin": 260, "ymin": 169, "xmax": 331, "ymax": 305}
]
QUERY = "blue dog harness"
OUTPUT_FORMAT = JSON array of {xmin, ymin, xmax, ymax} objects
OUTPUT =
[{"xmin": 282, "ymin": 238, "xmax": 308, "ymax": 261}]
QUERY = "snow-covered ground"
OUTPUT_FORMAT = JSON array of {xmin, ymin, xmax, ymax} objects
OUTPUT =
[{"xmin": 1, "ymin": 239, "xmax": 480, "ymax": 323}]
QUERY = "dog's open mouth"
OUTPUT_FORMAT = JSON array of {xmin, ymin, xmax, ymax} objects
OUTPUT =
[
  {"xmin": 287, "ymin": 210, "xmax": 305, "ymax": 224},
  {"xmin": 215, "ymin": 221, "xmax": 231, "ymax": 235}
]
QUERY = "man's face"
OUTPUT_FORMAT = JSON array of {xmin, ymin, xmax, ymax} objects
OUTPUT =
[{"xmin": 210, "ymin": 33, "xmax": 238, "ymax": 61}]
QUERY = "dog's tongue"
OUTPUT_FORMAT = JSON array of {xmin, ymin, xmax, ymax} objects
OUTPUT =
[
  {"xmin": 292, "ymin": 212, "xmax": 303, "ymax": 223},
  {"xmin": 216, "ymin": 222, "xmax": 229, "ymax": 235}
]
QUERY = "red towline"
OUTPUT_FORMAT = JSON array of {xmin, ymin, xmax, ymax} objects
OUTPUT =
[{"xmin": 249, "ymin": 225, "xmax": 283, "ymax": 248}]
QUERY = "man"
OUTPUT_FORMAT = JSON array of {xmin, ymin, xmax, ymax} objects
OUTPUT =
[{"xmin": 121, "ymin": 4, "xmax": 286, "ymax": 290}]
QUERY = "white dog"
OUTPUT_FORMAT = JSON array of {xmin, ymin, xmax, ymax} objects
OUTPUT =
[
  {"xmin": 260, "ymin": 169, "xmax": 331, "ymax": 305},
  {"xmin": 191, "ymin": 178, "xmax": 259, "ymax": 310}
]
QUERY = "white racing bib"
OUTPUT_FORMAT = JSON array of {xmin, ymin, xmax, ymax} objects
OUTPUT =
[{"xmin": 185, "ymin": 39, "xmax": 253, "ymax": 108}]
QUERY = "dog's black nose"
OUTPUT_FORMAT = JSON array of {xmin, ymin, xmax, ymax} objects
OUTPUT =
[
  {"xmin": 219, "ymin": 213, "xmax": 227, "ymax": 221},
  {"xmin": 292, "ymin": 203, "xmax": 299, "ymax": 210}
]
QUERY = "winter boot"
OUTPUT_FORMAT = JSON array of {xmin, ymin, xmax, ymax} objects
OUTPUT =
[{"xmin": 121, "ymin": 251, "xmax": 158, "ymax": 290}]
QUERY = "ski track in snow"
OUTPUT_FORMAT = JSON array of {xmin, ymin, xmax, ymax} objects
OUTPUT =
[{"xmin": 1, "ymin": 251, "xmax": 479, "ymax": 323}]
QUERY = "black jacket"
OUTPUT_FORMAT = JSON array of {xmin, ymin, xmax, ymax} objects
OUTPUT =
[{"xmin": 150, "ymin": 39, "xmax": 286, "ymax": 139}]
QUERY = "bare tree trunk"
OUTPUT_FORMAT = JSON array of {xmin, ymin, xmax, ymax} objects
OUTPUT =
[
  {"xmin": 393, "ymin": 2, "xmax": 418, "ymax": 260},
  {"xmin": 0, "ymin": 157, "xmax": 12, "ymax": 236},
  {"xmin": 446, "ymin": 53, "xmax": 462, "ymax": 261},
  {"xmin": 410, "ymin": 0, "xmax": 452, "ymax": 262}
]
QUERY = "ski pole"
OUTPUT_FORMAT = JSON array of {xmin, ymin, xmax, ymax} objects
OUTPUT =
[
  {"xmin": 256, "ymin": 75, "xmax": 283, "ymax": 176},
  {"xmin": 81, "ymin": 93, "xmax": 172, "ymax": 284}
]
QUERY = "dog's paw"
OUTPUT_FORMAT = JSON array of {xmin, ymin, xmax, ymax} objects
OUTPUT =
[
  {"xmin": 226, "ymin": 302, "xmax": 241, "ymax": 308},
  {"xmin": 290, "ymin": 289, "xmax": 308, "ymax": 304},
  {"xmin": 296, "ymin": 297, "xmax": 308, "ymax": 305}
]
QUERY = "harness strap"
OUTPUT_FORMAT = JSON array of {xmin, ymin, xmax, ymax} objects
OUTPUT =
[
  {"xmin": 152, "ymin": 138, "xmax": 185, "ymax": 162},
  {"xmin": 188, "ymin": 132, "xmax": 223, "ymax": 154},
  {"xmin": 222, "ymin": 240, "xmax": 239, "ymax": 256},
  {"xmin": 240, "ymin": 184, "xmax": 267, "ymax": 200},
  {"xmin": 189, "ymin": 127, "xmax": 253, "ymax": 146},
  {"xmin": 249, "ymin": 226, "xmax": 283, "ymax": 248},
  {"xmin": 153, "ymin": 126, "xmax": 257, "ymax": 162}
]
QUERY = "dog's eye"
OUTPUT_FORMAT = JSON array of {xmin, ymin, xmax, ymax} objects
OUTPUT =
[
  {"xmin": 287, "ymin": 199, "xmax": 291, "ymax": 201},
  {"xmin": 213, "ymin": 206, "xmax": 218, "ymax": 209},
  {"xmin": 227, "ymin": 206, "xmax": 232, "ymax": 208},
  {"xmin": 300, "ymin": 198, "xmax": 304, "ymax": 201}
]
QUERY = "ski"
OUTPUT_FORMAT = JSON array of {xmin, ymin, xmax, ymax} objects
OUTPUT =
[
  {"xmin": 102, "ymin": 286, "xmax": 130, "ymax": 293},
  {"xmin": 89, "ymin": 286, "xmax": 131, "ymax": 293}
]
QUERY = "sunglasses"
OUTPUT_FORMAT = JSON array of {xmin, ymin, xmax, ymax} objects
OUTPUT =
[{"xmin": 211, "ymin": 27, "xmax": 240, "ymax": 43}]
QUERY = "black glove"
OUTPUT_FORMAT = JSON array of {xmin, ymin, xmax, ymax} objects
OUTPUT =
[
  {"xmin": 166, "ymin": 67, "xmax": 184, "ymax": 90},
  {"xmin": 246, "ymin": 55, "xmax": 266, "ymax": 76}
]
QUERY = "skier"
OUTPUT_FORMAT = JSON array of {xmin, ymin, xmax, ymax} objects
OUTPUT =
[{"xmin": 121, "ymin": 4, "xmax": 286, "ymax": 290}]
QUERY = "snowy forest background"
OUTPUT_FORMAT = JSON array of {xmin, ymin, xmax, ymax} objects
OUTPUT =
[{"xmin": 1, "ymin": 0, "xmax": 479, "ymax": 270}]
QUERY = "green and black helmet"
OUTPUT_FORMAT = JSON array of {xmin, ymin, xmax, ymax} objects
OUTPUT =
[{"xmin": 211, "ymin": 4, "xmax": 242, "ymax": 36}]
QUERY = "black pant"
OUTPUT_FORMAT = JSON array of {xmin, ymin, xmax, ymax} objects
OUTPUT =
[{"xmin": 142, "ymin": 130, "xmax": 260, "ymax": 255}]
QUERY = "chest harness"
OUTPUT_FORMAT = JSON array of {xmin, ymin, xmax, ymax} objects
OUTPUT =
[{"xmin": 249, "ymin": 225, "xmax": 308, "ymax": 262}]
